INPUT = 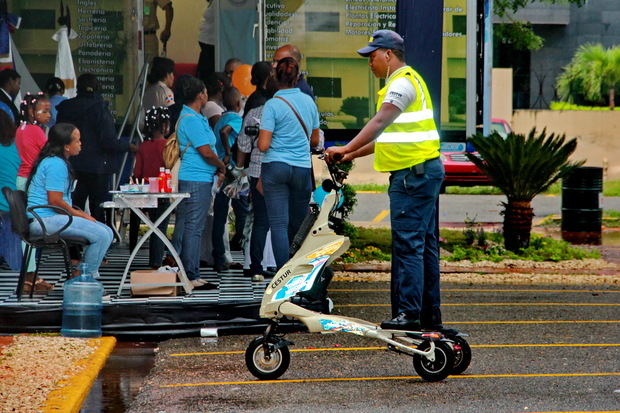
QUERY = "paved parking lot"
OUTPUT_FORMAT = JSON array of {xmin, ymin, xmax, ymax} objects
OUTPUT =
[{"xmin": 129, "ymin": 281, "xmax": 620, "ymax": 413}]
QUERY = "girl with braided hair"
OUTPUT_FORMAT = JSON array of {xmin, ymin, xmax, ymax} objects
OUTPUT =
[
  {"xmin": 14, "ymin": 92, "xmax": 53, "ymax": 284},
  {"xmin": 131, "ymin": 106, "xmax": 172, "ymax": 268},
  {"xmin": 15, "ymin": 92, "xmax": 51, "ymax": 189}
]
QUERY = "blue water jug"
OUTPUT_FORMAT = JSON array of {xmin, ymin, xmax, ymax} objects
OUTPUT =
[{"xmin": 61, "ymin": 264, "xmax": 104, "ymax": 338}]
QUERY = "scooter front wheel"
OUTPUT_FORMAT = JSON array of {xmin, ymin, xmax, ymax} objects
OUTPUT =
[
  {"xmin": 245, "ymin": 337, "xmax": 290, "ymax": 380},
  {"xmin": 412, "ymin": 341, "xmax": 454, "ymax": 382}
]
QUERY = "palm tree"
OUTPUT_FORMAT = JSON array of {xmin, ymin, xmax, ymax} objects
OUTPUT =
[
  {"xmin": 466, "ymin": 129, "xmax": 584, "ymax": 252},
  {"xmin": 557, "ymin": 43, "xmax": 620, "ymax": 109}
]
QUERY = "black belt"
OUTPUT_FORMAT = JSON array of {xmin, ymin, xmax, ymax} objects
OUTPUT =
[
  {"xmin": 391, "ymin": 156, "xmax": 440, "ymax": 176},
  {"xmin": 144, "ymin": 30, "xmax": 157, "ymax": 35}
]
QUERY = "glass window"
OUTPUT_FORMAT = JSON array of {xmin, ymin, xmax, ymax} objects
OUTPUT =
[
  {"xmin": 305, "ymin": 12, "xmax": 340, "ymax": 32},
  {"xmin": 307, "ymin": 77, "xmax": 342, "ymax": 98}
]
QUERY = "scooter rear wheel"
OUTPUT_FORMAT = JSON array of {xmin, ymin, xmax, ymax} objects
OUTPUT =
[
  {"xmin": 412, "ymin": 341, "xmax": 454, "ymax": 382},
  {"xmin": 245, "ymin": 337, "xmax": 290, "ymax": 380},
  {"xmin": 450, "ymin": 336, "xmax": 472, "ymax": 374}
]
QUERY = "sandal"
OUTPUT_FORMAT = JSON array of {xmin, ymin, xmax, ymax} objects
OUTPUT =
[{"xmin": 22, "ymin": 278, "xmax": 54, "ymax": 292}]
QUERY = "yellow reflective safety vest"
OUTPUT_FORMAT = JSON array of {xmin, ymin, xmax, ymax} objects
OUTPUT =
[{"xmin": 374, "ymin": 66, "xmax": 440, "ymax": 172}]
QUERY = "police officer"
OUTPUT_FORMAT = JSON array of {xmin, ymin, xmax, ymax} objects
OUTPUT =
[
  {"xmin": 326, "ymin": 30, "xmax": 444, "ymax": 332},
  {"xmin": 144, "ymin": 0, "xmax": 174, "ymax": 62}
]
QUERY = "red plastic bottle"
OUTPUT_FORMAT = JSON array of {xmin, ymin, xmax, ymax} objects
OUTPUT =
[
  {"xmin": 165, "ymin": 168, "xmax": 173, "ymax": 192},
  {"xmin": 158, "ymin": 167, "xmax": 167, "ymax": 193}
]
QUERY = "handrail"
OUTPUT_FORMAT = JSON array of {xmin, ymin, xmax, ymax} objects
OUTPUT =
[{"xmin": 113, "ymin": 62, "xmax": 150, "ymax": 190}]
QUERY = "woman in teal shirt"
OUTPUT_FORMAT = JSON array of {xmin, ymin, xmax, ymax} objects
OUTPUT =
[
  {"xmin": 0, "ymin": 111, "xmax": 21, "ymax": 271},
  {"xmin": 173, "ymin": 76, "xmax": 225, "ymax": 289},
  {"xmin": 27, "ymin": 123, "xmax": 113, "ymax": 277},
  {"xmin": 258, "ymin": 57, "xmax": 321, "ymax": 269}
]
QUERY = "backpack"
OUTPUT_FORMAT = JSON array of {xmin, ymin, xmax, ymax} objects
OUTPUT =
[{"xmin": 162, "ymin": 114, "xmax": 193, "ymax": 169}]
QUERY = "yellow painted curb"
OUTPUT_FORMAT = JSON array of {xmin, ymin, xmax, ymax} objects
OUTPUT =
[{"xmin": 42, "ymin": 336, "xmax": 117, "ymax": 413}]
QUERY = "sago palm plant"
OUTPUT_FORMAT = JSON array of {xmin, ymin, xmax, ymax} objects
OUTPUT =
[{"xmin": 466, "ymin": 129, "xmax": 584, "ymax": 252}]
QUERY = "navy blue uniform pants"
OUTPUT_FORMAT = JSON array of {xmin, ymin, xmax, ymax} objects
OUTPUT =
[{"xmin": 388, "ymin": 157, "xmax": 444, "ymax": 326}]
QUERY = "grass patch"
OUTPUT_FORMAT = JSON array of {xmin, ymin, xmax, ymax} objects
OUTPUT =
[
  {"xmin": 604, "ymin": 181, "xmax": 620, "ymax": 197},
  {"xmin": 538, "ymin": 210, "xmax": 620, "ymax": 228},
  {"xmin": 602, "ymin": 210, "xmax": 620, "ymax": 227},
  {"xmin": 440, "ymin": 230, "xmax": 600, "ymax": 262},
  {"xmin": 348, "ymin": 226, "xmax": 392, "ymax": 253},
  {"xmin": 541, "ymin": 181, "xmax": 619, "ymax": 196},
  {"xmin": 351, "ymin": 183, "xmax": 389, "ymax": 192},
  {"xmin": 542, "ymin": 181, "xmax": 561, "ymax": 195},
  {"xmin": 340, "ymin": 226, "xmax": 600, "ymax": 263},
  {"xmin": 445, "ymin": 186, "xmax": 502, "ymax": 195},
  {"xmin": 341, "ymin": 226, "xmax": 391, "ymax": 263},
  {"xmin": 550, "ymin": 101, "xmax": 620, "ymax": 111},
  {"xmin": 605, "ymin": 210, "xmax": 620, "ymax": 218}
]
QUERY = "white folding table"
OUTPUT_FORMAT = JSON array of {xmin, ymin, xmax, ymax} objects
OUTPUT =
[{"xmin": 109, "ymin": 191, "xmax": 192, "ymax": 295}]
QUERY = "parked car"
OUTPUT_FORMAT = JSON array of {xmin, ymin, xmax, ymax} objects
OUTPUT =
[{"xmin": 440, "ymin": 118, "xmax": 512, "ymax": 188}]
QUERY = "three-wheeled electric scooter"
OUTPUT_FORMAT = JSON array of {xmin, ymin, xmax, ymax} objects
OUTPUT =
[{"xmin": 245, "ymin": 155, "xmax": 471, "ymax": 382}]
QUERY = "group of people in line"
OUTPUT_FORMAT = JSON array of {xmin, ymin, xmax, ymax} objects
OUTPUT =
[
  {"xmin": 0, "ymin": 43, "xmax": 322, "ymax": 293},
  {"xmin": 137, "ymin": 44, "xmax": 321, "ymax": 290},
  {"xmin": 0, "ymin": 28, "xmax": 447, "ymax": 334}
]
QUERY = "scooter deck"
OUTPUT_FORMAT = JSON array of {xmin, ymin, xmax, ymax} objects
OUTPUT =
[
  {"xmin": 380, "ymin": 327, "xmax": 467, "ymax": 338},
  {"xmin": 377, "ymin": 329, "xmax": 443, "ymax": 340}
]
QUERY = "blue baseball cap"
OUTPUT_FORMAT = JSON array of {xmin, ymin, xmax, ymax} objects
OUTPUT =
[{"xmin": 357, "ymin": 30, "xmax": 405, "ymax": 57}]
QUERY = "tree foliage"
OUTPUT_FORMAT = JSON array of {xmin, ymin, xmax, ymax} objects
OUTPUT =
[
  {"xmin": 495, "ymin": 21, "xmax": 542, "ymax": 50},
  {"xmin": 494, "ymin": 0, "xmax": 585, "ymax": 18},
  {"xmin": 556, "ymin": 43, "xmax": 620, "ymax": 109},
  {"xmin": 495, "ymin": 0, "xmax": 586, "ymax": 51},
  {"xmin": 340, "ymin": 97, "xmax": 368, "ymax": 128}
]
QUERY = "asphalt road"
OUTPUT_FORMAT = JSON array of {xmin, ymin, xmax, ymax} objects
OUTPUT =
[
  {"xmin": 128, "ymin": 282, "xmax": 620, "ymax": 413},
  {"xmin": 349, "ymin": 193, "xmax": 620, "ymax": 225}
]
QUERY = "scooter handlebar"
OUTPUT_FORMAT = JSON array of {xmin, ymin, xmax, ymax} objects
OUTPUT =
[{"xmin": 330, "ymin": 153, "xmax": 344, "ymax": 162}]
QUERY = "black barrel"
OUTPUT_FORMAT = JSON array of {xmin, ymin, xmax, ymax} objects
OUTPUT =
[{"xmin": 561, "ymin": 166, "xmax": 603, "ymax": 244}]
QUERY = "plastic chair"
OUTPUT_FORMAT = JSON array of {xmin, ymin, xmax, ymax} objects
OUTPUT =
[{"xmin": 1, "ymin": 187, "xmax": 89, "ymax": 300}]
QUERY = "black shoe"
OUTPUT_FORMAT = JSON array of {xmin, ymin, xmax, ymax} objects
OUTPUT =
[
  {"xmin": 380, "ymin": 313, "xmax": 421, "ymax": 331},
  {"xmin": 244, "ymin": 268, "xmax": 275, "ymax": 279},
  {"xmin": 191, "ymin": 280, "xmax": 218, "ymax": 290},
  {"xmin": 213, "ymin": 263, "xmax": 230, "ymax": 273}
]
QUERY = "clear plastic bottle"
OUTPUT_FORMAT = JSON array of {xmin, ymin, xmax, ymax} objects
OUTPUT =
[{"xmin": 60, "ymin": 264, "xmax": 104, "ymax": 338}]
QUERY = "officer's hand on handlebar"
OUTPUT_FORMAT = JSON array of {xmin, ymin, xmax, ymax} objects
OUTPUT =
[{"xmin": 325, "ymin": 146, "xmax": 347, "ymax": 163}]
